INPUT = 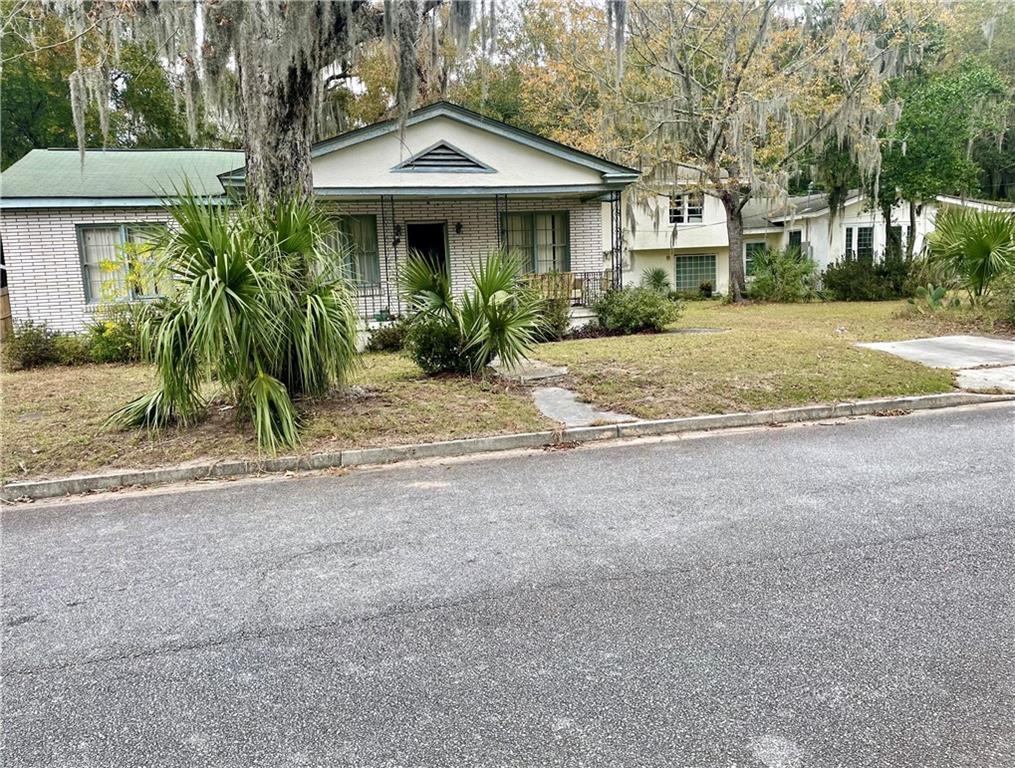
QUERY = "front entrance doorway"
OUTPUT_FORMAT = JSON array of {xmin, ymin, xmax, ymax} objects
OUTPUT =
[{"xmin": 406, "ymin": 222, "xmax": 448, "ymax": 276}]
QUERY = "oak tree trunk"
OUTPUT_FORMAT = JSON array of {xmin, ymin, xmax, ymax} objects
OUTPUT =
[
  {"xmin": 721, "ymin": 191, "xmax": 747, "ymax": 302},
  {"xmin": 906, "ymin": 200, "xmax": 917, "ymax": 260},
  {"xmin": 236, "ymin": 42, "xmax": 318, "ymax": 206}
]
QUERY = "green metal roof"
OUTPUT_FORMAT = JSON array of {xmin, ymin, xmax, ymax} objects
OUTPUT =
[{"xmin": 0, "ymin": 148, "xmax": 244, "ymax": 204}]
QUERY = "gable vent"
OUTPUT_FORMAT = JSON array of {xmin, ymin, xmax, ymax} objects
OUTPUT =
[{"xmin": 396, "ymin": 142, "xmax": 494, "ymax": 172}]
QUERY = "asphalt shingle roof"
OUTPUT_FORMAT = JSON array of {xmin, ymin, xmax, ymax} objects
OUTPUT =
[{"xmin": 0, "ymin": 148, "xmax": 244, "ymax": 199}]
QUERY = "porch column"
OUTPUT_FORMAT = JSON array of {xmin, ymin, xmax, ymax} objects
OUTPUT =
[{"xmin": 610, "ymin": 190, "xmax": 623, "ymax": 289}]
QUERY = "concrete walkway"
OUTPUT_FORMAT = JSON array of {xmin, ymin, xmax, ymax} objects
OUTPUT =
[
  {"xmin": 858, "ymin": 335, "xmax": 1015, "ymax": 392},
  {"xmin": 491, "ymin": 357, "xmax": 567, "ymax": 384},
  {"xmin": 532, "ymin": 386, "xmax": 635, "ymax": 427}
]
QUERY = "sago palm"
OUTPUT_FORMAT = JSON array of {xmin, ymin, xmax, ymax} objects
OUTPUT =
[{"xmin": 109, "ymin": 194, "xmax": 359, "ymax": 451}]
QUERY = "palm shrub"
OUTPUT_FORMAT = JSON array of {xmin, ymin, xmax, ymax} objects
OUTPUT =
[
  {"xmin": 108, "ymin": 195, "xmax": 359, "ymax": 451},
  {"xmin": 401, "ymin": 249, "xmax": 541, "ymax": 374},
  {"xmin": 748, "ymin": 248, "xmax": 818, "ymax": 302},
  {"xmin": 927, "ymin": 208, "xmax": 1015, "ymax": 300},
  {"xmin": 641, "ymin": 267, "xmax": 671, "ymax": 293}
]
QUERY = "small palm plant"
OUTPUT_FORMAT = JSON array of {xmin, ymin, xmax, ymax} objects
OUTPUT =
[
  {"xmin": 108, "ymin": 194, "xmax": 359, "ymax": 451},
  {"xmin": 400, "ymin": 249, "xmax": 541, "ymax": 373},
  {"xmin": 641, "ymin": 267, "xmax": 671, "ymax": 294},
  {"xmin": 928, "ymin": 208, "xmax": 1015, "ymax": 301}
]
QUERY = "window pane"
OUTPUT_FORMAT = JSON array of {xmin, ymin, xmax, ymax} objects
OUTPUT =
[
  {"xmin": 533, "ymin": 213, "xmax": 569, "ymax": 273},
  {"xmin": 669, "ymin": 195, "xmax": 684, "ymax": 224},
  {"xmin": 126, "ymin": 226, "xmax": 167, "ymax": 297},
  {"xmin": 335, "ymin": 215, "xmax": 380, "ymax": 287},
  {"xmin": 505, "ymin": 213, "xmax": 533, "ymax": 268},
  {"xmin": 857, "ymin": 226, "xmax": 873, "ymax": 262},
  {"xmin": 845, "ymin": 227, "xmax": 853, "ymax": 257},
  {"xmin": 81, "ymin": 227, "xmax": 126, "ymax": 302},
  {"xmin": 686, "ymin": 193, "xmax": 703, "ymax": 223},
  {"xmin": 674, "ymin": 254, "xmax": 716, "ymax": 291},
  {"xmin": 745, "ymin": 242, "xmax": 766, "ymax": 276}
]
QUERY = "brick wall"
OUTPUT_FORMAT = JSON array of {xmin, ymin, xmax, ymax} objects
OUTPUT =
[
  {"xmin": 0, "ymin": 207, "xmax": 169, "ymax": 332},
  {"xmin": 0, "ymin": 196, "xmax": 605, "ymax": 331}
]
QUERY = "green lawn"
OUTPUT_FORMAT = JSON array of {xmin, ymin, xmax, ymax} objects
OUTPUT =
[
  {"xmin": 534, "ymin": 301, "xmax": 960, "ymax": 419},
  {"xmin": 1, "ymin": 354, "xmax": 552, "ymax": 481},
  {"xmin": 3, "ymin": 300, "xmax": 992, "ymax": 482}
]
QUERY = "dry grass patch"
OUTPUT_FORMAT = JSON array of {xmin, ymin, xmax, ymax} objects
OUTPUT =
[
  {"xmin": 1, "ymin": 354, "xmax": 551, "ymax": 481},
  {"xmin": 536, "ymin": 301, "xmax": 959, "ymax": 420}
]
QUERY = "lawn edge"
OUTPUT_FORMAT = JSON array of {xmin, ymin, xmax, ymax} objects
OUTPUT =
[{"xmin": 3, "ymin": 392, "xmax": 1011, "ymax": 502}]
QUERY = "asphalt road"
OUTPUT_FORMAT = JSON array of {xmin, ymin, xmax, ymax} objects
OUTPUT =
[{"xmin": 4, "ymin": 404, "xmax": 1015, "ymax": 767}]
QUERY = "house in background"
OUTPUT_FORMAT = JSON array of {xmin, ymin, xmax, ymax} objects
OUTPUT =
[
  {"xmin": 0, "ymin": 102, "xmax": 637, "ymax": 332},
  {"xmin": 615, "ymin": 188, "xmax": 1013, "ymax": 294}
]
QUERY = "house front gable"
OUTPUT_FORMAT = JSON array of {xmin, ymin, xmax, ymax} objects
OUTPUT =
[{"xmin": 219, "ymin": 103, "xmax": 639, "ymax": 199}]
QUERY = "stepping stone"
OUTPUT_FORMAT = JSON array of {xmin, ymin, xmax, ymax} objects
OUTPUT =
[
  {"xmin": 492, "ymin": 358, "xmax": 567, "ymax": 383},
  {"xmin": 533, "ymin": 386, "xmax": 636, "ymax": 428}
]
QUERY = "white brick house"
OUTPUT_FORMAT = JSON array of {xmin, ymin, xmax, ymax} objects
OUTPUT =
[{"xmin": 0, "ymin": 102, "xmax": 637, "ymax": 331}]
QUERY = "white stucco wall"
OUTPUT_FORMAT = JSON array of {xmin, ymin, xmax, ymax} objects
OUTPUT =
[
  {"xmin": 312, "ymin": 116, "xmax": 604, "ymax": 191},
  {"xmin": 773, "ymin": 199, "xmax": 937, "ymax": 269}
]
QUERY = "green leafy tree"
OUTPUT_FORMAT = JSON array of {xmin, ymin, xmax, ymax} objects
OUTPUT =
[
  {"xmin": 1, "ymin": 9, "xmax": 222, "ymax": 169},
  {"xmin": 877, "ymin": 63, "xmax": 1007, "ymax": 256}
]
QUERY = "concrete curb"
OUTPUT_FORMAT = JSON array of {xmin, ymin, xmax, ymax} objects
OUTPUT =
[{"xmin": 3, "ymin": 392, "xmax": 1010, "ymax": 502}]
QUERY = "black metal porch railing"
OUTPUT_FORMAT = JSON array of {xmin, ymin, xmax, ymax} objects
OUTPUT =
[
  {"xmin": 519, "ymin": 270, "xmax": 615, "ymax": 307},
  {"xmin": 354, "ymin": 270, "xmax": 617, "ymax": 323},
  {"xmin": 353, "ymin": 282, "xmax": 401, "ymax": 323}
]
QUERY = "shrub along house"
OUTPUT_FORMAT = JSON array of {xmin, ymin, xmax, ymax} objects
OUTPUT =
[{"xmin": 0, "ymin": 102, "xmax": 638, "ymax": 332}]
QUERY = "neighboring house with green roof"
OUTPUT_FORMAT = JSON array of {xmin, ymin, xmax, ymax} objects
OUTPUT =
[{"xmin": 0, "ymin": 102, "xmax": 636, "ymax": 332}]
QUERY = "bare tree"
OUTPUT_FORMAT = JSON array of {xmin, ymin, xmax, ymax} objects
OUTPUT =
[{"xmin": 609, "ymin": 0, "xmax": 926, "ymax": 301}]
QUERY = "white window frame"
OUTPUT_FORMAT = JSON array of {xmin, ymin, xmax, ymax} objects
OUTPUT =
[
  {"xmin": 78, "ymin": 223, "xmax": 166, "ymax": 304},
  {"xmin": 669, "ymin": 193, "xmax": 704, "ymax": 225}
]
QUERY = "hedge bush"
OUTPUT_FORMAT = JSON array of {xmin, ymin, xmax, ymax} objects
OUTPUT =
[
  {"xmin": 366, "ymin": 318, "xmax": 409, "ymax": 352},
  {"xmin": 2, "ymin": 320, "xmax": 60, "ymax": 369},
  {"xmin": 53, "ymin": 334, "xmax": 94, "ymax": 366},
  {"xmin": 405, "ymin": 316, "xmax": 471, "ymax": 374},
  {"xmin": 991, "ymin": 271, "xmax": 1015, "ymax": 325},
  {"xmin": 593, "ymin": 287, "xmax": 682, "ymax": 334},
  {"xmin": 822, "ymin": 258, "xmax": 912, "ymax": 301},
  {"xmin": 534, "ymin": 297, "xmax": 571, "ymax": 342}
]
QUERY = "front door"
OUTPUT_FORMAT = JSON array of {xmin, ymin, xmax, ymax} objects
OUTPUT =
[{"xmin": 406, "ymin": 222, "xmax": 448, "ymax": 276}]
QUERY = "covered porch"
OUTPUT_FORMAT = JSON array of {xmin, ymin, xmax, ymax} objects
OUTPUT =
[{"xmin": 321, "ymin": 191, "xmax": 625, "ymax": 323}]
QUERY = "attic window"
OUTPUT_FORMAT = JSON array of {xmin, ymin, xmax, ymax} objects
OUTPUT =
[{"xmin": 394, "ymin": 141, "xmax": 494, "ymax": 173}]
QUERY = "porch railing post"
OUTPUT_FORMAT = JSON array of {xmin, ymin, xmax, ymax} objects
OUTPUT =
[{"xmin": 610, "ymin": 190, "xmax": 623, "ymax": 289}]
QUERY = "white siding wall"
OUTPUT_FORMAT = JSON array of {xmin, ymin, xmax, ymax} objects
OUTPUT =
[
  {"xmin": 0, "ymin": 207, "xmax": 169, "ymax": 332},
  {"xmin": 1, "ymin": 197, "xmax": 603, "ymax": 332}
]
